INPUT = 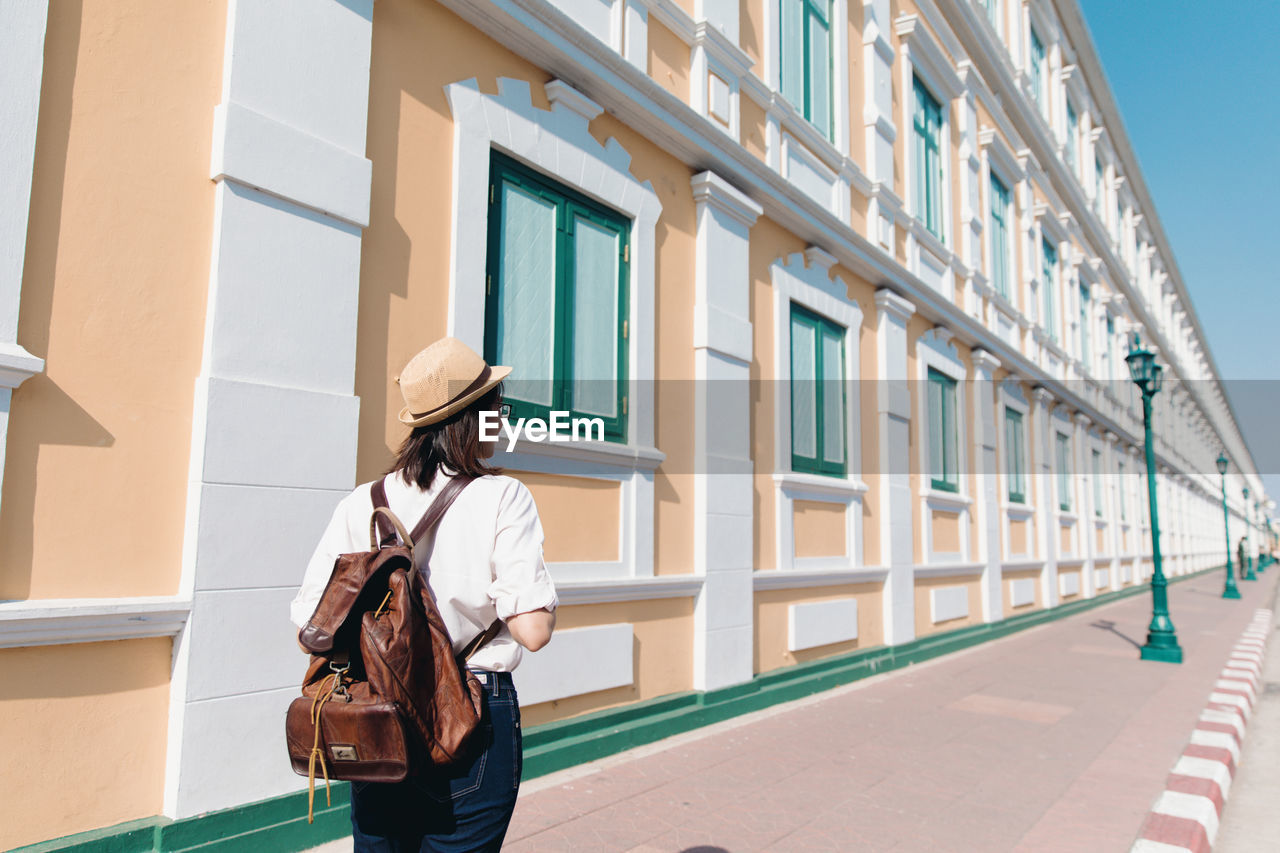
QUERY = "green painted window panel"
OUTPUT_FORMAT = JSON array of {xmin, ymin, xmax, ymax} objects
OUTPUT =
[
  {"xmin": 928, "ymin": 367, "xmax": 958, "ymax": 492},
  {"xmin": 1079, "ymin": 283, "xmax": 1090, "ymax": 368},
  {"xmin": 485, "ymin": 151, "xmax": 630, "ymax": 442},
  {"xmin": 1030, "ymin": 29, "xmax": 1046, "ymax": 112},
  {"xmin": 1066, "ymin": 102, "xmax": 1078, "ymax": 172},
  {"xmin": 1106, "ymin": 315, "xmax": 1116, "ymax": 378},
  {"xmin": 780, "ymin": 0, "xmax": 833, "ymax": 139},
  {"xmin": 1006, "ymin": 407, "xmax": 1026, "ymax": 503},
  {"xmin": 1056, "ymin": 431, "xmax": 1071, "ymax": 511},
  {"xmin": 989, "ymin": 173, "xmax": 1010, "ymax": 299},
  {"xmin": 913, "ymin": 77, "xmax": 945, "ymax": 241},
  {"xmin": 1092, "ymin": 449, "xmax": 1103, "ymax": 517},
  {"xmin": 1042, "ymin": 239, "xmax": 1058, "ymax": 342},
  {"xmin": 790, "ymin": 303, "xmax": 846, "ymax": 476},
  {"xmin": 1118, "ymin": 459, "xmax": 1127, "ymax": 522}
]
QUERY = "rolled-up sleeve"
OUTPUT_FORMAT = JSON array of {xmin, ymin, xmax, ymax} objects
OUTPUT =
[{"xmin": 488, "ymin": 480, "xmax": 558, "ymax": 620}]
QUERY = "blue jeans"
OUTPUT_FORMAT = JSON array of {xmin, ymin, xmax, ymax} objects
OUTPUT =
[{"xmin": 350, "ymin": 671, "xmax": 522, "ymax": 852}]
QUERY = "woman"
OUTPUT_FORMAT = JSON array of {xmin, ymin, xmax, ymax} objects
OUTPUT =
[{"xmin": 290, "ymin": 336, "xmax": 557, "ymax": 852}]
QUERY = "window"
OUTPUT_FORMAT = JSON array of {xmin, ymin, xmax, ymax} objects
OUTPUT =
[
  {"xmin": 1079, "ymin": 283, "xmax": 1090, "ymax": 369},
  {"xmin": 1118, "ymin": 459, "xmax": 1127, "ymax": 522},
  {"xmin": 1092, "ymin": 449, "xmax": 1103, "ymax": 517},
  {"xmin": 485, "ymin": 151, "xmax": 630, "ymax": 441},
  {"xmin": 1041, "ymin": 239, "xmax": 1058, "ymax": 342},
  {"xmin": 1105, "ymin": 315, "xmax": 1116, "ymax": 379},
  {"xmin": 927, "ymin": 367, "xmax": 959, "ymax": 492},
  {"xmin": 1055, "ymin": 432, "xmax": 1071, "ymax": 511},
  {"xmin": 1005, "ymin": 407, "xmax": 1026, "ymax": 503},
  {"xmin": 989, "ymin": 173, "xmax": 1011, "ymax": 299},
  {"xmin": 913, "ymin": 77, "xmax": 945, "ymax": 241},
  {"xmin": 790, "ymin": 303, "xmax": 846, "ymax": 476},
  {"xmin": 1094, "ymin": 158, "xmax": 1105, "ymax": 216},
  {"xmin": 1066, "ymin": 102, "xmax": 1078, "ymax": 173},
  {"xmin": 1029, "ymin": 28, "xmax": 1047, "ymax": 115},
  {"xmin": 981, "ymin": 0, "xmax": 1001, "ymax": 34},
  {"xmin": 780, "ymin": 0, "xmax": 832, "ymax": 138}
]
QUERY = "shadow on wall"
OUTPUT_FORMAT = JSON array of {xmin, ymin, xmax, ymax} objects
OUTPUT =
[
  {"xmin": 2, "ymin": 0, "xmax": 101, "ymax": 600},
  {"xmin": 3, "ymin": 375, "xmax": 114, "ymax": 599}
]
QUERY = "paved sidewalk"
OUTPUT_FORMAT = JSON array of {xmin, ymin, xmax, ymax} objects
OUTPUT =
[
  {"xmin": 1215, "ymin": 577, "xmax": 1280, "ymax": 852},
  {"xmin": 304, "ymin": 569, "xmax": 1276, "ymax": 851},
  {"xmin": 506, "ymin": 570, "xmax": 1276, "ymax": 852}
]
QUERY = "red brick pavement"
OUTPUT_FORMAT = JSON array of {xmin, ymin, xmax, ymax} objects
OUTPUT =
[{"xmin": 504, "ymin": 569, "xmax": 1279, "ymax": 852}]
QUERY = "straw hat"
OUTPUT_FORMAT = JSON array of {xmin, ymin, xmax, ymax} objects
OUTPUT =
[{"xmin": 395, "ymin": 337, "xmax": 511, "ymax": 428}]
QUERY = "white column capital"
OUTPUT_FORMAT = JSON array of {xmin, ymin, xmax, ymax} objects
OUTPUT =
[
  {"xmin": 690, "ymin": 171, "xmax": 762, "ymax": 228},
  {"xmin": 875, "ymin": 287, "xmax": 916, "ymax": 322}
]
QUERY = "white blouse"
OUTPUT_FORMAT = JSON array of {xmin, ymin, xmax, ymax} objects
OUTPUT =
[{"xmin": 289, "ymin": 471, "xmax": 558, "ymax": 672}]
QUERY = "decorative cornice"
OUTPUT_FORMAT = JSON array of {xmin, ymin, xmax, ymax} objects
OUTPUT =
[{"xmin": 0, "ymin": 596, "xmax": 191, "ymax": 649}]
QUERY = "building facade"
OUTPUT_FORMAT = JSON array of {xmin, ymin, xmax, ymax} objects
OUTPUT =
[{"xmin": 0, "ymin": 0, "xmax": 1272, "ymax": 848}]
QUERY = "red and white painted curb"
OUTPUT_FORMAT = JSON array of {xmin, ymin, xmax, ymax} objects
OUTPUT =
[{"xmin": 1130, "ymin": 608, "xmax": 1273, "ymax": 853}]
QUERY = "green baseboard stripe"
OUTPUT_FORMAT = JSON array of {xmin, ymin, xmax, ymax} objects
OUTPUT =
[{"xmin": 14, "ymin": 565, "xmax": 1221, "ymax": 853}]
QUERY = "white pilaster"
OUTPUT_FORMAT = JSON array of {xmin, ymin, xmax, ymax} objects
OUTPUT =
[
  {"xmin": 690, "ymin": 171, "xmax": 761, "ymax": 691},
  {"xmin": 875, "ymin": 288, "xmax": 916, "ymax": 644},
  {"xmin": 972, "ymin": 349, "xmax": 1002, "ymax": 621},
  {"xmin": 1032, "ymin": 388, "xmax": 1059, "ymax": 606},
  {"xmin": 166, "ymin": 0, "xmax": 374, "ymax": 819},
  {"xmin": 1074, "ymin": 412, "xmax": 1096, "ymax": 598}
]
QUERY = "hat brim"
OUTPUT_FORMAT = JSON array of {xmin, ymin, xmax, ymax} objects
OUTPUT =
[{"xmin": 398, "ymin": 365, "xmax": 512, "ymax": 428}]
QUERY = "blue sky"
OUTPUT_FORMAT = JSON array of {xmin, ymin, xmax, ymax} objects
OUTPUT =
[{"xmin": 1078, "ymin": 0, "xmax": 1280, "ymax": 499}]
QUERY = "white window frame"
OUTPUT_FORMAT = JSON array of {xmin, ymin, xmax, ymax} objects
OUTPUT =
[
  {"xmin": 917, "ymin": 327, "xmax": 972, "ymax": 564},
  {"xmin": 444, "ymin": 77, "xmax": 663, "ymax": 582},
  {"xmin": 770, "ymin": 250, "xmax": 868, "ymax": 572}
]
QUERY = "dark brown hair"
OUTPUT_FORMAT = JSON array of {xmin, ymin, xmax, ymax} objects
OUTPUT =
[{"xmin": 390, "ymin": 384, "xmax": 504, "ymax": 490}]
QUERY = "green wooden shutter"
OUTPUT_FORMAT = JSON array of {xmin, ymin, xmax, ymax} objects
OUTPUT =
[
  {"xmin": 780, "ymin": 0, "xmax": 805, "ymax": 111},
  {"xmin": 1042, "ymin": 240, "xmax": 1057, "ymax": 342},
  {"xmin": 1006, "ymin": 408, "xmax": 1025, "ymax": 503},
  {"xmin": 1056, "ymin": 432, "xmax": 1071, "ymax": 510},
  {"xmin": 914, "ymin": 78, "xmax": 944, "ymax": 241},
  {"xmin": 485, "ymin": 152, "xmax": 630, "ymax": 442},
  {"xmin": 1092, "ymin": 449, "xmax": 1103, "ymax": 517},
  {"xmin": 989, "ymin": 174, "xmax": 1009, "ymax": 299},
  {"xmin": 928, "ymin": 368, "xmax": 958, "ymax": 492},
  {"xmin": 1079, "ymin": 283, "xmax": 1090, "ymax": 368},
  {"xmin": 791, "ymin": 303, "xmax": 846, "ymax": 476}
]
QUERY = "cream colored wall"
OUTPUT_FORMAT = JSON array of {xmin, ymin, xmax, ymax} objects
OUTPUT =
[
  {"xmin": 0, "ymin": 638, "xmax": 171, "ymax": 850},
  {"xmin": 793, "ymin": 500, "xmax": 847, "ymax": 558},
  {"xmin": 521, "ymin": 597, "xmax": 695, "ymax": 726},
  {"xmin": 2, "ymin": 0, "xmax": 225, "ymax": 599},
  {"xmin": 754, "ymin": 583, "xmax": 883, "ymax": 673},
  {"xmin": 511, "ymin": 472, "xmax": 621, "ymax": 563}
]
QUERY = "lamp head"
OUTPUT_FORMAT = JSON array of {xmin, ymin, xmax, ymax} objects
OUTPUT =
[
  {"xmin": 1216, "ymin": 453, "xmax": 1228, "ymax": 475},
  {"xmin": 1243, "ymin": 486, "xmax": 1250, "ymax": 500},
  {"xmin": 1125, "ymin": 336, "xmax": 1160, "ymax": 396}
]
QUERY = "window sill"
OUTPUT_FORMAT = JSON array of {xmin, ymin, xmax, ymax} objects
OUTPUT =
[
  {"xmin": 554, "ymin": 576, "xmax": 703, "ymax": 605},
  {"xmin": 774, "ymin": 471, "xmax": 869, "ymax": 500},
  {"xmin": 1003, "ymin": 502, "xmax": 1035, "ymax": 519},
  {"xmin": 922, "ymin": 487, "xmax": 972, "ymax": 510},
  {"xmin": 907, "ymin": 216, "xmax": 949, "ymax": 258},
  {"xmin": 914, "ymin": 561, "xmax": 985, "ymax": 578},
  {"xmin": 0, "ymin": 596, "xmax": 191, "ymax": 649},
  {"xmin": 495, "ymin": 436, "xmax": 665, "ymax": 472},
  {"xmin": 753, "ymin": 566, "xmax": 888, "ymax": 590}
]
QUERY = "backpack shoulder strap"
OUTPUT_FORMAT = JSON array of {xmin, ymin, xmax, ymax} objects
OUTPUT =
[
  {"xmin": 459, "ymin": 619, "xmax": 503, "ymax": 662},
  {"xmin": 408, "ymin": 475, "xmax": 474, "ymax": 545},
  {"xmin": 370, "ymin": 476, "xmax": 396, "ymax": 546}
]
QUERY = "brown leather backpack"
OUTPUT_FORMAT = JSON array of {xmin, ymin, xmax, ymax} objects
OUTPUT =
[{"xmin": 285, "ymin": 475, "xmax": 501, "ymax": 822}]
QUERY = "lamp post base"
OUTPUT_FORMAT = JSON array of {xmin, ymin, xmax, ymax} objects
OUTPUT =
[
  {"xmin": 1223, "ymin": 586, "xmax": 1242, "ymax": 600},
  {"xmin": 1140, "ymin": 641, "xmax": 1184, "ymax": 664}
]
